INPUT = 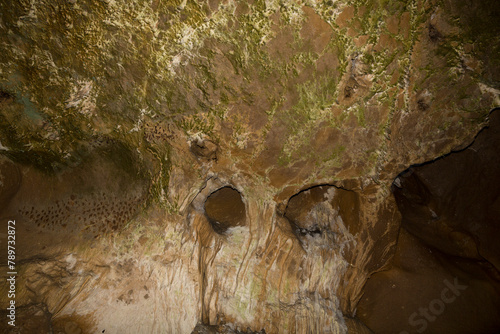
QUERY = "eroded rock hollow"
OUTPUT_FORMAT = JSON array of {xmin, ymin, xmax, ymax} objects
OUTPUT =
[{"xmin": 0, "ymin": 0, "xmax": 499, "ymax": 333}]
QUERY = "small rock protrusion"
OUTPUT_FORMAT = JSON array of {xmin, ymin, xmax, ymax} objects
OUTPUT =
[{"xmin": 190, "ymin": 138, "xmax": 218, "ymax": 161}]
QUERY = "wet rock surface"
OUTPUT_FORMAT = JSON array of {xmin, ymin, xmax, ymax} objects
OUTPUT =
[{"xmin": 0, "ymin": 0, "xmax": 499, "ymax": 333}]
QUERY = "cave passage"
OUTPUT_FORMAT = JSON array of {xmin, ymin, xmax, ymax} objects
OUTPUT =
[{"xmin": 357, "ymin": 109, "xmax": 500, "ymax": 334}]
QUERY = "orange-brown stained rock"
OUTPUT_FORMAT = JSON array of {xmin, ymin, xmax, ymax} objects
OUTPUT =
[
  {"xmin": 357, "ymin": 229, "xmax": 500, "ymax": 334},
  {"xmin": 190, "ymin": 138, "xmax": 218, "ymax": 161},
  {"xmin": 393, "ymin": 109, "xmax": 500, "ymax": 267},
  {"xmin": 0, "ymin": 304, "xmax": 52, "ymax": 334},
  {"xmin": 357, "ymin": 109, "xmax": 500, "ymax": 333},
  {"xmin": 0, "ymin": 157, "xmax": 21, "ymax": 212},
  {"xmin": 0, "ymin": 0, "xmax": 498, "ymax": 332},
  {"xmin": 336, "ymin": 5, "xmax": 355, "ymax": 28},
  {"xmin": 204, "ymin": 186, "xmax": 246, "ymax": 234},
  {"xmin": 300, "ymin": 6, "xmax": 333, "ymax": 54},
  {"xmin": 285, "ymin": 185, "xmax": 360, "ymax": 235}
]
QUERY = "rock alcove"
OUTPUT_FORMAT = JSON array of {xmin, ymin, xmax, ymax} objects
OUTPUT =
[
  {"xmin": 204, "ymin": 186, "xmax": 246, "ymax": 234},
  {"xmin": 1, "ymin": 0, "xmax": 499, "ymax": 333},
  {"xmin": 357, "ymin": 108, "xmax": 500, "ymax": 334}
]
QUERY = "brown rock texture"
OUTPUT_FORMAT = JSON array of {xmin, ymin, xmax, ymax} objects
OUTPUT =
[
  {"xmin": 358, "ymin": 109, "xmax": 500, "ymax": 333},
  {"xmin": 0, "ymin": 0, "xmax": 499, "ymax": 333}
]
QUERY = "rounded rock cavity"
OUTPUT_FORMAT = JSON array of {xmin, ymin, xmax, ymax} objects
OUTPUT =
[{"xmin": 204, "ymin": 186, "xmax": 246, "ymax": 234}]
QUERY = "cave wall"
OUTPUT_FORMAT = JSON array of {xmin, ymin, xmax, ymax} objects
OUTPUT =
[
  {"xmin": 0, "ymin": 0, "xmax": 499, "ymax": 333},
  {"xmin": 358, "ymin": 109, "xmax": 500, "ymax": 333}
]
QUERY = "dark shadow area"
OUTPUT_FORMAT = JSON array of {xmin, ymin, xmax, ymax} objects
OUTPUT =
[
  {"xmin": 284, "ymin": 184, "xmax": 359, "ymax": 240},
  {"xmin": 357, "ymin": 109, "xmax": 500, "ymax": 333},
  {"xmin": 204, "ymin": 186, "xmax": 246, "ymax": 234}
]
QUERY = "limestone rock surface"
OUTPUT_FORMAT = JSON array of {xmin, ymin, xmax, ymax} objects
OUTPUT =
[{"xmin": 0, "ymin": 0, "xmax": 499, "ymax": 333}]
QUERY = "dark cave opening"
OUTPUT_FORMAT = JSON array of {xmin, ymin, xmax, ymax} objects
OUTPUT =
[
  {"xmin": 357, "ymin": 109, "xmax": 500, "ymax": 334},
  {"xmin": 284, "ymin": 184, "xmax": 360, "ymax": 241},
  {"xmin": 204, "ymin": 186, "xmax": 246, "ymax": 234}
]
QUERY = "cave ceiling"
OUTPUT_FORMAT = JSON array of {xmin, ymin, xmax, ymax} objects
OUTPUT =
[{"xmin": 0, "ymin": 0, "xmax": 499, "ymax": 333}]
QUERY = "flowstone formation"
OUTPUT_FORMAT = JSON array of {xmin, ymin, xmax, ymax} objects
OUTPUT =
[{"xmin": 0, "ymin": 0, "xmax": 499, "ymax": 333}]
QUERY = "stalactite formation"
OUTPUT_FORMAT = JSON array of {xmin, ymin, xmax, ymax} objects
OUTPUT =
[{"xmin": 0, "ymin": 0, "xmax": 499, "ymax": 333}]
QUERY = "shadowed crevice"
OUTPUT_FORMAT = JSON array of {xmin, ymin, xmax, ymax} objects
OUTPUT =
[{"xmin": 204, "ymin": 186, "xmax": 246, "ymax": 234}]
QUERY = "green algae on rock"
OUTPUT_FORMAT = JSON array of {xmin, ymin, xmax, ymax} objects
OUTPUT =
[{"xmin": 0, "ymin": 0, "xmax": 499, "ymax": 333}]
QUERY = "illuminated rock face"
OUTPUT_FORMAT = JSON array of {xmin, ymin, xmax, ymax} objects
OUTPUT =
[{"xmin": 0, "ymin": 0, "xmax": 499, "ymax": 333}]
